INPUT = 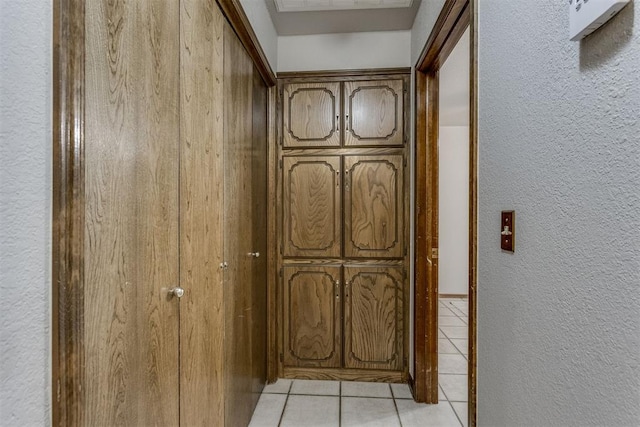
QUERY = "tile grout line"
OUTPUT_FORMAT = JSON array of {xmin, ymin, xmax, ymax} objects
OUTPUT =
[
  {"xmin": 338, "ymin": 381, "xmax": 342, "ymax": 427},
  {"xmin": 276, "ymin": 380, "xmax": 294, "ymax": 427},
  {"xmin": 390, "ymin": 383, "xmax": 404, "ymax": 427}
]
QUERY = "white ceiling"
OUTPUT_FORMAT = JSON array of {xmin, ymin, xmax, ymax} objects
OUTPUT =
[
  {"xmin": 439, "ymin": 27, "xmax": 470, "ymax": 127},
  {"xmin": 265, "ymin": 0, "xmax": 422, "ymax": 35}
]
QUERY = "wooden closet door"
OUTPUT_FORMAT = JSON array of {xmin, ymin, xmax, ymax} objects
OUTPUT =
[
  {"xmin": 283, "ymin": 82, "xmax": 341, "ymax": 147},
  {"xmin": 223, "ymin": 23, "xmax": 258, "ymax": 427},
  {"xmin": 343, "ymin": 79, "xmax": 404, "ymax": 146},
  {"xmin": 283, "ymin": 266, "xmax": 342, "ymax": 368},
  {"xmin": 344, "ymin": 155, "xmax": 404, "ymax": 258},
  {"xmin": 344, "ymin": 267, "xmax": 404, "ymax": 371},
  {"xmin": 283, "ymin": 156, "xmax": 342, "ymax": 258},
  {"xmin": 84, "ymin": 0, "xmax": 180, "ymax": 424}
]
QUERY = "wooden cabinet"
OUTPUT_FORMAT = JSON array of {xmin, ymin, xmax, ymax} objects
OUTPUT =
[
  {"xmin": 344, "ymin": 155, "xmax": 404, "ymax": 259},
  {"xmin": 343, "ymin": 79, "xmax": 404, "ymax": 147},
  {"xmin": 283, "ymin": 82, "xmax": 341, "ymax": 148},
  {"xmin": 283, "ymin": 156, "xmax": 342, "ymax": 258},
  {"xmin": 283, "ymin": 266, "xmax": 342, "ymax": 368},
  {"xmin": 278, "ymin": 72, "xmax": 409, "ymax": 380},
  {"xmin": 344, "ymin": 266, "xmax": 404, "ymax": 371}
]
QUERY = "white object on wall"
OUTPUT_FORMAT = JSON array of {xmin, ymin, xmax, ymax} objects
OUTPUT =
[{"xmin": 569, "ymin": 0, "xmax": 631, "ymax": 41}]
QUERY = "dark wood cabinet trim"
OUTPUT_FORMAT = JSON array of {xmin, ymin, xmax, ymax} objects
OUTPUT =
[
  {"xmin": 53, "ymin": 1, "xmax": 86, "ymax": 425},
  {"xmin": 216, "ymin": 0, "xmax": 276, "ymax": 86}
]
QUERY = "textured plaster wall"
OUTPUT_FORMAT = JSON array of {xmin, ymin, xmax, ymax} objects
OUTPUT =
[
  {"xmin": 0, "ymin": 0, "xmax": 52, "ymax": 425},
  {"xmin": 277, "ymin": 30, "xmax": 411, "ymax": 72},
  {"xmin": 478, "ymin": 1, "xmax": 640, "ymax": 425},
  {"xmin": 239, "ymin": 0, "xmax": 278, "ymax": 71}
]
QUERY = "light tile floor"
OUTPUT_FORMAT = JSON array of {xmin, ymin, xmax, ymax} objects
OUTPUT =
[{"xmin": 249, "ymin": 297, "xmax": 469, "ymax": 427}]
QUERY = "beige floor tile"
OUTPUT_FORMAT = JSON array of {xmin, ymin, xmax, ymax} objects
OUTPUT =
[
  {"xmin": 439, "ymin": 354, "xmax": 468, "ymax": 374},
  {"xmin": 248, "ymin": 393, "xmax": 287, "ymax": 427},
  {"xmin": 439, "ymin": 374, "xmax": 468, "ymax": 402},
  {"xmin": 451, "ymin": 401, "xmax": 468, "ymax": 427},
  {"xmin": 261, "ymin": 378, "xmax": 292, "ymax": 394},
  {"xmin": 396, "ymin": 400, "xmax": 461, "ymax": 427},
  {"xmin": 390, "ymin": 383, "xmax": 413, "ymax": 399},
  {"xmin": 290, "ymin": 379, "xmax": 340, "ymax": 396},
  {"xmin": 341, "ymin": 381, "xmax": 392, "ymax": 398},
  {"xmin": 439, "ymin": 338, "xmax": 459, "ymax": 354},
  {"xmin": 439, "ymin": 306, "xmax": 458, "ymax": 316},
  {"xmin": 341, "ymin": 397, "xmax": 400, "ymax": 427},
  {"xmin": 440, "ymin": 326, "xmax": 468, "ymax": 339},
  {"xmin": 439, "ymin": 316, "xmax": 466, "ymax": 327},
  {"xmin": 450, "ymin": 338, "xmax": 468, "ymax": 355},
  {"xmin": 280, "ymin": 395, "xmax": 339, "ymax": 427}
]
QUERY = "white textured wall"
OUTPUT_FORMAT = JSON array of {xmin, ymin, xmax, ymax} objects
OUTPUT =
[
  {"xmin": 239, "ymin": 0, "xmax": 278, "ymax": 71},
  {"xmin": 277, "ymin": 30, "xmax": 411, "ymax": 72},
  {"xmin": 0, "ymin": 0, "xmax": 52, "ymax": 425},
  {"xmin": 410, "ymin": 0, "xmax": 446, "ymax": 66},
  {"xmin": 438, "ymin": 126, "xmax": 469, "ymax": 296},
  {"xmin": 478, "ymin": 1, "xmax": 640, "ymax": 426}
]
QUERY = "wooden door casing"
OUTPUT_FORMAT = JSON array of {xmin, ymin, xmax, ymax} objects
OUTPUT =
[
  {"xmin": 343, "ymin": 266, "xmax": 404, "ymax": 371},
  {"xmin": 283, "ymin": 156, "xmax": 342, "ymax": 258},
  {"xmin": 344, "ymin": 155, "xmax": 404, "ymax": 259},
  {"xmin": 283, "ymin": 82, "xmax": 341, "ymax": 148},
  {"xmin": 283, "ymin": 266, "xmax": 342, "ymax": 368},
  {"xmin": 84, "ymin": 0, "xmax": 180, "ymax": 424},
  {"xmin": 343, "ymin": 79, "xmax": 404, "ymax": 147}
]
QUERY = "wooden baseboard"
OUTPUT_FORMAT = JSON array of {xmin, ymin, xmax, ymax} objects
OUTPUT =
[
  {"xmin": 284, "ymin": 367, "xmax": 405, "ymax": 383},
  {"xmin": 439, "ymin": 293, "xmax": 468, "ymax": 299}
]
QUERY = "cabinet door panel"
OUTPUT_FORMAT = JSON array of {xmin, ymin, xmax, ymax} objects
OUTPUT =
[
  {"xmin": 344, "ymin": 267, "xmax": 404, "ymax": 371},
  {"xmin": 284, "ymin": 266, "xmax": 342, "ymax": 368},
  {"xmin": 344, "ymin": 79, "xmax": 404, "ymax": 146},
  {"xmin": 345, "ymin": 155, "xmax": 404, "ymax": 258},
  {"xmin": 284, "ymin": 82, "xmax": 341, "ymax": 147},
  {"xmin": 283, "ymin": 156, "xmax": 342, "ymax": 258}
]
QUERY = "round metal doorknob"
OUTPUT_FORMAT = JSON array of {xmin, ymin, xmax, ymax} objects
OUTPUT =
[
  {"xmin": 248, "ymin": 252, "xmax": 260, "ymax": 258},
  {"xmin": 168, "ymin": 287, "xmax": 185, "ymax": 298}
]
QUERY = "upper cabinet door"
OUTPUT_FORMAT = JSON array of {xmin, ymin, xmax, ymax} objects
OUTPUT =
[
  {"xmin": 283, "ymin": 156, "xmax": 342, "ymax": 258},
  {"xmin": 344, "ymin": 155, "xmax": 404, "ymax": 258},
  {"xmin": 283, "ymin": 82, "xmax": 341, "ymax": 148},
  {"xmin": 343, "ymin": 79, "xmax": 404, "ymax": 147}
]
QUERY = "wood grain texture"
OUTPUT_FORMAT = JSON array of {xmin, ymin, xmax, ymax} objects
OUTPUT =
[
  {"xmin": 267, "ymin": 85, "xmax": 279, "ymax": 383},
  {"xmin": 278, "ymin": 68, "xmax": 411, "ymax": 80},
  {"xmin": 224, "ymin": 22, "xmax": 257, "ymax": 427},
  {"xmin": 283, "ymin": 266, "xmax": 342, "ymax": 368},
  {"xmin": 251, "ymin": 65, "xmax": 269, "ymax": 406},
  {"xmin": 53, "ymin": 0, "xmax": 85, "ymax": 424},
  {"xmin": 283, "ymin": 156, "xmax": 342, "ymax": 258},
  {"xmin": 84, "ymin": 0, "xmax": 180, "ymax": 424},
  {"xmin": 344, "ymin": 266, "xmax": 404, "ymax": 370},
  {"xmin": 179, "ymin": 0, "xmax": 225, "ymax": 424},
  {"xmin": 284, "ymin": 367, "xmax": 404, "ymax": 383},
  {"xmin": 343, "ymin": 80, "xmax": 404, "ymax": 147},
  {"xmin": 283, "ymin": 82, "xmax": 341, "ymax": 148},
  {"xmin": 415, "ymin": 0, "xmax": 468, "ymax": 70},
  {"xmin": 344, "ymin": 155, "xmax": 404, "ymax": 258}
]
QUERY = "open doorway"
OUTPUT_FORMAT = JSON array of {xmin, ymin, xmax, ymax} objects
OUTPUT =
[{"xmin": 413, "ymin": 0, "xmax": 477, "ymax": 426}]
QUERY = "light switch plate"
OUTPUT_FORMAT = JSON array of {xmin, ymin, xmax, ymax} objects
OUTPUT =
[
  {"xmin": 570, "ymin": 0, "xmax": 632, "ymax": 41},
  {"xmin": 501, "ymin": 211, "xmax": 515, "ymax": 252}
]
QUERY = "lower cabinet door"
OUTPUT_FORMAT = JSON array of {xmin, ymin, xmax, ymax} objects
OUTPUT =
[
  {"xmin": 344, "ymin": 266, "xmax": 404, "ymax": 370},
  {"xmin": 283, "ymin": 266, "xmax": 342, "ymax": 368}
]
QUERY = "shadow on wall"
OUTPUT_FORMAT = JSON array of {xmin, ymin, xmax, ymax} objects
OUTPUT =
[{"xmin": 580, "ymin": 1, "xmax": 635, "ymax": 70}]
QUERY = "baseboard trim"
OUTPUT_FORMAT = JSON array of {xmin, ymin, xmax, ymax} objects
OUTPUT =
[
  {"xmin": 439, "ymin": 293, "xmax": 468, "ymax": 299},
  {"xmin": 284, "ymin": 367, "xmax": 405, "ymax": 383}
]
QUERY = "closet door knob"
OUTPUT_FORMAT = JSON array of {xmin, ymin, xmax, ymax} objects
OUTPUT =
[
  {"xmin": 248, "ymin": 252, "xmax": 260, "ymax": 258},
  {"xmin": 168, "ymin": 287, "xmax": 185, "ymax": 298}
]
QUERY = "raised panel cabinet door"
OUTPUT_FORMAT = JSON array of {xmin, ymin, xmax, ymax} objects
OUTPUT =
[
  {"xmin": 344, "ymin": 155, "xmax": 404, "ymax": 258},
  {"xmin": 283, "ymin": 82, "xmax": 341, "ymax": 147},
  {"xmin": 344, "ymin": 79, "xmax": 404, "ymax": 146},
  {"xmin": 344, "ymin": 267, "xmax": 404, "ymax": 371},
  {"xmin": 283, "ymin": 266, "xmax": 342, "ymax": 368},
  {"xmin": 283, "ymin": 156, "xmax": 342, "ymax": 258}
]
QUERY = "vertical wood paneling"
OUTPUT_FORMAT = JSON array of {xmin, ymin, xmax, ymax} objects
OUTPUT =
[
  {"xmin": 84, "ymin": 0, "xmax": 180, "ymax": 424},
  {"xmin": 224, "ymin": 22, "xmax": 257, "ymax": 427},
  {"xmin": 343, "ymin": 80, "xmax": 404, "ymax": 147},
  {"xmin": 344, "ymin": 155, "xmax": 404, "ymax": 259},
  {"xmin": 283, "ymin": 156, "xmax": 342, "ymax": 258},
  {"xmin": 179, "ymin": 0, "xmax": 226, "ymax": 424},
  {"xmin": 344, "ymin": 266, "xmax": 404, "ymax": 371},
  {"xmin": 283, "ymin": 82, "xmax": 341, "ymax": 148},
  {"xmin": 283, "ymin": 266, "xmax": 342, "ymax": 368}
]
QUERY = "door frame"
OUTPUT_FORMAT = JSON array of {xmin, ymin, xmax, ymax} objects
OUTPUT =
[
  {"xmin": 52, "ymin": 0, "xmax": 277, "ymax": 424},
  {"xmin": 413, "ymin": 0, "xmax": 477, "ymax": 425}
]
